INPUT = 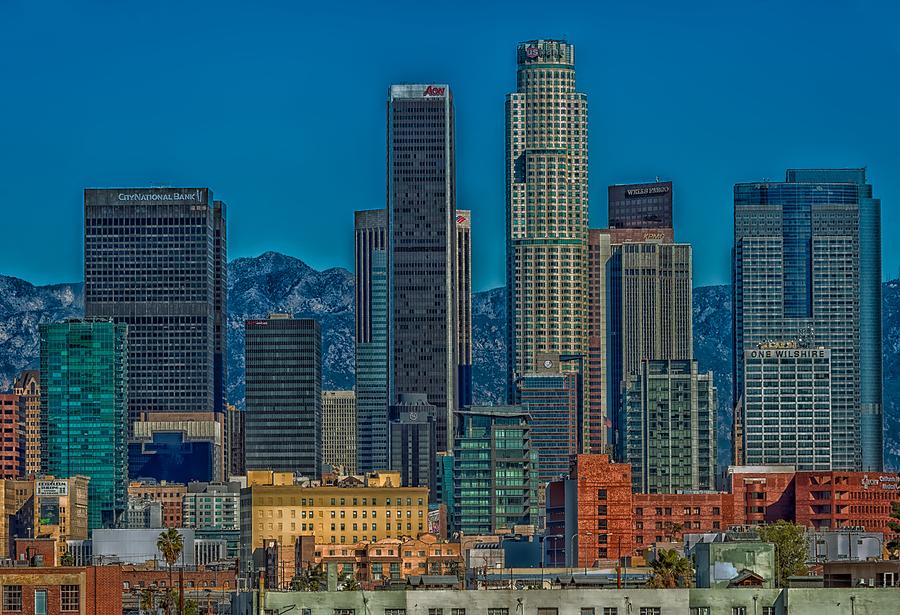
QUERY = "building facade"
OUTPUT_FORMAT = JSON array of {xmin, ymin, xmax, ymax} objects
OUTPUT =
[
  {"xmin": 743, "ymin": 343, "xmax": 832, "ymax": 470},
  {"xmin": 0, "ymin": 395, "xmax": 24, "ymax": 479},
  {"xmin": 128, "ymin": 412, "xmax": 223, "ymax": 483},
  {"xmin": 83, "ymin": 188, "xmax": 226, "ymax": 427},
  {"xmin": 608, "ymin": 181, "xmax": 674, "ymax": 231},
  {"xmin": 127, "ymin": 481, "xmax": 186, "ymax": 528},
  {"xmin": 40, "ymin": 319, "xmax": 128, "ymax": 529},
  {"xmin": 388, "ymin": 394, "xmax": 436, "ymax": 490},
  {"xmin": 322, "ymin": 391, "xmax": 357, "ymax": 474},
  {"xmin": 387, "ymin": 83, "xmax": 458, "ymax": 455},
  {"xmin": 622, "ymin": 360, "xmax": 716, "ymax": 493},
  {"xmin": 33, "ymin": 477, "xmax": 90, "ymax": 561},
  {"xmin": 13, "ymin": 371, "xmax": 40, "ymax": 477},
  {"xmin": 506, "ymin": 39, "xmax": 588, "ymax": 409},
  {"xmin": 453, "ymin": 407, "xmax": 537, "ymax": 535},
  {"xmin": 456, "ymin": 210, "xmax": 473, "ymax": 407},
  {"xmin": 244, "ymin": 315, "xmax": 322, "ymax": 478},
  {"xmin": 733, "ymin": 169, "xmax": 882, "ymax": 471}
]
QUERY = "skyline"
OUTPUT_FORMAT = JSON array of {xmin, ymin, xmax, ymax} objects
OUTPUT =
[{"xmin": 2, "ymin": 1, "xmax": 899, "ymax": 291}]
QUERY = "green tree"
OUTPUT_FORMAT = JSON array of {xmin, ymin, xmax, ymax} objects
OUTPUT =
[
  {"xmin": 664, "ymin": 521, "xmax": 684, "ymax": 543},
  {"xmin": 156, "ymin": 529, "xmax": 184, "ymax": 613},
  {"xmin": 60, "ymin": 552, "xmax": 75, "ymax": 566},
  {"xmin": 645, "ymin": 548, "xmax": 693, "ymax": 588},
  {"xmin": 139, "ymin": 588, "xmax": 157, "ymax": 615},
  {"xmin": 339, "ymin": 571, "xmax": 360, "ymax": 591},
  {"xmin": 757, "ymin": 520, "xmax": 808, "ymax": 587},
  {"xmin": 291, "ymin": 565, "xmax": 326, "ymax": 591},
  {"xmin": 887, "ymin": 501, "xmax": 900, "ymax": 558}
]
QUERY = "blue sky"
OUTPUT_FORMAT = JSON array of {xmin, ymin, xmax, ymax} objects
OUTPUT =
[{"xmin": 1, "ymin": 0, "xmax": 897, "ymax": 290}]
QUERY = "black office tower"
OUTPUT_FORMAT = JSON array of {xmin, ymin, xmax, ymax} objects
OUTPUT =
[{"xmin": 244, "ymin": 315, "xmax": 322, "ymax": 478}]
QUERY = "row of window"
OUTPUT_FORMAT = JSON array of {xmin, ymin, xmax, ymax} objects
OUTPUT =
[{"xmin": 2, "ymin": 585, "xmax": 79, "ymax": 612}]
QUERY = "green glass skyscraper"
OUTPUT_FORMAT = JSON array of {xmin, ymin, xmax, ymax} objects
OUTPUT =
[{"xmin": 40, "ymin": 318, "xmax": 128, "ymax": 529}]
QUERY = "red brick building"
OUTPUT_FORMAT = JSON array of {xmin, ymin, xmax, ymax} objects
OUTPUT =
[
  {"xmin": 127, "ymin": 481, "xmax": 186, "ymax": 527},
  {"xmin": 632, "ymin": 492, "xmax": 734, "ymax": 548},
  {"xmin": 0, "ymin": 565, "xmax": 122, "ymax": 615},
  {"xmin": 794, "ymin": 471, "xmax": 899, "ymax": 538},
  {"xmin": 0, "ymin": 394, "xmax": 25, "ymax": 479}
]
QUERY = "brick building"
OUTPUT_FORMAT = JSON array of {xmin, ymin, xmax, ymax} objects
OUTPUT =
[
  {"xmin": 0, "ymin": 565, "xmax": 122, "ymax": 615},
  {"xmin": 127, "ymin": 481, "xmax": 186, "ymax": 528},
  {"xmin": 0, "ymin": 394, "xmax": 25, "ymax": 479}
]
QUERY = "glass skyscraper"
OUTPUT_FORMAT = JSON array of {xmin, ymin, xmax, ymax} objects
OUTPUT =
[
  {"xmin": 40, "ymin": 318, "xmax": 128, "ymax": 529},
  {"xmin": 83, "ymin": 188, "xmax": 227, "ymax": 436},
  {"xmin": 506, "ymin": 39, "xmax": 588, "ymax": 407},
  {"xmin": 244, "ymin": 315, "xmax": 322, "ymax": 478},
  {"xmin": 733, "ymin": 169, "xmax": 882, "ymax": 471}
]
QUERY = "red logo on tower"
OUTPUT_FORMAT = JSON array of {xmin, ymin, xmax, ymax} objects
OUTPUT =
[
  {"xmin": 423, "ymin": 85, "xmax": 445, "ymax": 97},
  {"xmin": 525, "ymin": 46, "xmax": 539, "ymax": 59}
]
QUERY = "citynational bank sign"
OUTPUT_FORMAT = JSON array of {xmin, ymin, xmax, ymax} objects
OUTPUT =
[
  {"xmin": 117, "ymin": 189, "xmax": 203, "ymax": 203},
  {"xmin": 862, "ymin": 475, "xmax": 900, "ymax": 490}
]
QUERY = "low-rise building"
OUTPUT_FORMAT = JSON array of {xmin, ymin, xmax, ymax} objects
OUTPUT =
[
  {"xmin": 693, "ymin": 535, "xmax": 776, "ymax": 589},
  {"xmin": 127, "ymin": 481, "xmax": 186, "ymax": 528},
  {"xmin": 0, "ymin": 565, "xmax": 122, "ymax": 614}
]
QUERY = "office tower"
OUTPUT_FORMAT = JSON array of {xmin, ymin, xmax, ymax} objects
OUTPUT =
[
  {"xmin": 388, "ymin": 393, "xmax": 436, "ymax": 490},
  {"xmin": 322, "ymin": 390, "xmax": 357, "ymax": 474},
  {"xmin": 517, "ymin": 353, "xmax": 581, "ymax": 486},
  {"xmin": 128, "ymin": 412, "xmax": 224, "ymax": 482},
  {"xmin": 0, "ymin": 395, "xmax": 24, "ymax": 479},
  {"xmin": 733, "ymin": 169, "xmax": 881, "ymax": 471},
  {"xmin": 40, "ymin": 318, "xmax": 128, "ymax": 529},
  {"xmin": 355, "ymin": 212, "xmax": 389, "ymax": 473},
  {"xmin": 608, "ymin": 181, "xmax": 674, "ymax": 232},
  {"xmin": 387, "ymin": 83, "xmax": 458, "ymax": 455},
  {"xmin": 83, "ymin": 188, "xmax": 227, "ymax": 430},
  {"xmin": 227, "ymin": 403, "xmax": 244, "ymax": 477},
  {"xmin": 453, "ymin": 406, "xmax": 537, "ymax": 535},
  {"xmin": 244, "ymin": 315, "xmax": 322, "ymax": 478},
  {"xmin": 506, "ymin": 39, "xmax": 588, "ymax": 406},
  {"xmin": 600, "ymin": 240, "xmax": 693, "ymax": 457},
  {"xmin": 182, "ymin": 481, "xmax": 241, "ymax": 559},
  {"xmin": 623, "ymin": 359, "xmax": 716, "ymax": 493},
  {"xmin": 586, "ymin": 231, "xmax": 611, "ymax": 455},
  {"xmin": 742, "ymin": 342, "xmax": 832, "ymax": 469},
  {"xmin": 13, "ymin": 371, "xmax": 40, "ymax": 476},
  {"xmin": 456, "ymin": 210, "xmax": 473, "ymax": 407}
]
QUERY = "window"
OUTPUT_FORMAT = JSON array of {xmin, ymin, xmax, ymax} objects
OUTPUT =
[
  {"xmin": 537, "ymin": 610, "xmax": 557, "ymax": 615},
  {"xmin": 385, "ymin": 610, "xmax": 406, "ymax": 615},
  {"xmin": 581, "ymin": 609, "xmax": 595, "ymax": 615},
  {"xmin": 61, "ymin": 585, "xmax": 80, "ymax": 611},
  {"xmin": 2, "ymin": 586, "xmax": 22, "ymax": 611},
  {"xmin": 429, "ymin": 610, "xmax": 444, "ymax": 615},
  {"xmin": 603, "ymin": 609, "xmax": 618, "ymax": 615},
  {"xmin": 762, "ymin": 609, "xmax": 775, "ymax": 615},
  {"xmin": 35, "ymin": 591, "xmax": 48, "ymax": 615},
  {"xmin": 731, "ymin": 609, "xmax": 747, "ymax": 615},
  {"xmin": 597, "ymin": 489, "xmax": 607, "ymax": 500},
  {"xmin": 639, "ymin": 609, "xmax": 661, "ymax": 615},
  {"xmin": 303, "ymin": 610, "xmax": 312, "ymax": 615},
  {"xmin": 690, "ymin": 609, "xmax": 710, "ymax": 615},
  {"xmin": 335, "ymin": 610, "xmax": 356, "ymax": 615},
  {"xmin": 451, "ymin": 610, "xmax": 466, "ymax": 615},
  {"xmin": 488, "ymin": 609, "xmax": 509, "ymax": 615}
]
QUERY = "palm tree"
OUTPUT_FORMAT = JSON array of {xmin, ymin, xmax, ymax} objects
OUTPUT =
[
  {"xmin": 139, "ymin": 587, "xmax": 156, "ymax": 615},
  {"xmin": 646, "ymin": 548, "xmax": 693, "ymax": 589},
  {"xmin": 156, "ymin": 529, "xmax": 184, "ymax": 614}
]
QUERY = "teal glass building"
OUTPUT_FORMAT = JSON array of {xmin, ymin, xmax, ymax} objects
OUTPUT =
[
  {"xmin": 40, "ymin": 318, "xmax": 128, "ymax": 529},
  {"xmin": 453, "ymin": 406, "xmax": 537, "ymax": 535}
]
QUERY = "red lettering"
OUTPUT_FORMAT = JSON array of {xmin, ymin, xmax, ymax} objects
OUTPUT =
[{"xmin": 423, "ymin": 86, "xmax": 445, "ymax": 97}]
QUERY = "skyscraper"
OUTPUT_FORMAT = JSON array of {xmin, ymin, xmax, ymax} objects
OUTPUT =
[
  {"xmin": 387, "ymin": 84, "xmax": 457, "ymax": 453},
  {"xmin": 506, "ymin": 39, "xmax": 588, "ymax": 406},
  {"xmin": 244, "ymin": 315, "xmax": 322, "ymax": 478},
  {"xmin": 322, "ymin": 390, "xmax": 357, "ymax": 474},
  {"xmin": 0, "ymin": 394, "xmax": 24, "ymax": 479},
  {"xmin": 388, "ymin": 393, "xmax": 436, "ymax": 490},
  {"xmin": 733, "ymin": 169, "xmax": 881, "ymax": 471},
  {"xmin": 355, "ymin": 211, "xmax": 389, "ymax": 474},
  {"xmin": 456, "ymin": 210, "xmax": 473, "ymax": 407},
  {"xmin": 40, "ymin": 318, "xmax": 128, "ymax": 529},
  {"xmin": 83, "ymin": 188, "xmax": 227, "ymax": 430},
  {"xmin": 622, "ymin": 359, "xmax": 716, "ymax": 493}
]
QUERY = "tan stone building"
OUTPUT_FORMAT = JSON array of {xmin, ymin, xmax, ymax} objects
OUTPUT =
[{"xmin": 32, "ymin": 476, "xmax": 90, "ymax": 562}]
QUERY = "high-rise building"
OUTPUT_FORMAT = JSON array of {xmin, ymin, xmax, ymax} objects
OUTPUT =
[
  {"xmin": 733, "ymin": 169, "xmax": 881, "ymax": 471},
  {"xmin": 594, "ymin": 239, "xmax": 693, "ymax": 458},
  {"xmin": 227, "ymin": 403, "xmax": 244, "ymax": 478},
  {"xmin": 13, "ymin": 371, "xmax": 40, "ymax": 477},
  {"xmin": 388, "ymin": 393, "xmax": 436, "ymax": 490},
  {"xmin": 355, "ymin": 242, "xmax": 389, "ymax": 475},
  {"xmin": 83, "ymin": 188, "xmax": 226, "ymax": 429},
  {"xmin": 322, "ymin": 391, "xmax": 357, "ymax": 474},
  {"xmin": 40, "ymin": 318, "xmax": 128, "ymax": 529},
  {"xmin": 0, "ymin": 395, "xmax": 24, "ymax": 479},
  {"xmin": 608, "ymin": 181, "xmax": 674, "ymax": 232},
  {"xmin": 456, "ymin": 210, "xmax": 473, "ymax": 407},
  {"xmin": 622, "ymin": 359, "xmax": 716, "ymax": 493},
  {"xmin": 517, "ymin": 354, "xmax": 581, "ymax": 486},
  {"xmin": 244, "ymin": 315, "xmax": 322, "ymax": 478},
  {"xmin": 128, "ymin": 412, "xmax": 223, "ymax": 483},
  {"xmin": 453, "ymin": 406, "xmax": 537, "ymax": 535},
  {"xmin": 387, "ymin": 83, "xmax": 458, "ymax": 454},
  {"xmin": 742, "ymin": 342, "xmax": 832, "ymax": 470},
  {"xmin": 506, "ymin": 39, "xmax": 588, "ymax": 406}
]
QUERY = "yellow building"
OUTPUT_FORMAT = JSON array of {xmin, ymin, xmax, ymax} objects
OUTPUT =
[
  {"xmin": 241, "ymin": 471, "xmax": 428, "ymax": 578},
  {"xmin": 33, "ymin": 476, "xmax": 90, "ymax": 560},
  {"xmin": 0, "ymin": 479, "xmax": 34, "ymax": 559}
]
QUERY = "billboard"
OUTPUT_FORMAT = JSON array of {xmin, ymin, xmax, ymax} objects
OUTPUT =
[{"xmin": 36, "ymin": 480, "xmax": 68, "ymax": 497}]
